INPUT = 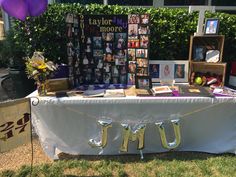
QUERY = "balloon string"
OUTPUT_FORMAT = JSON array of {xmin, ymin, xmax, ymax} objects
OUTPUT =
[{"xmin": 34, "ymin": 97, "xmax": 236, "ymax": 123}]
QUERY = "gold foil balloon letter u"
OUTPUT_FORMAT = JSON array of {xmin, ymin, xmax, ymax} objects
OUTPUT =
[{"xmin": 155, "ymin": 119, "xmax": 181, "ymax": 150}]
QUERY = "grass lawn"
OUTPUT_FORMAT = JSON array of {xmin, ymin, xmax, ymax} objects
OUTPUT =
[{"xmin": 1, "ymin": 152, "xmax": 235, "ymax": 177}]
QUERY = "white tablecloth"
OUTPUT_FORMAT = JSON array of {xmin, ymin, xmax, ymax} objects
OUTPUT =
[{"xmin": 30, "ymin": 91, "xmax": 236, "ymax": 159}]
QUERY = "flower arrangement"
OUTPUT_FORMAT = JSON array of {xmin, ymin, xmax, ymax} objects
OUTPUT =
[{"xmin": 25, "ymin": 52, "xmax": 57, "ymax": 95}]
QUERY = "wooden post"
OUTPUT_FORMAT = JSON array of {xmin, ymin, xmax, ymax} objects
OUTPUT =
[{"xmin": 189, "ymin": 6, "xmax": 215, "ymax": 36}]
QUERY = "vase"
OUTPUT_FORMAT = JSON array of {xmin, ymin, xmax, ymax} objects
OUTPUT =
[{"xmin": 37, "ymin": 81, "xmax": 47, "ymax": 96}]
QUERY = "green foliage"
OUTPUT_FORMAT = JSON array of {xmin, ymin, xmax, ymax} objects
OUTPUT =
[{"xmin": 6, "ymin": 3, "xmax": 236, "ymax": 65}]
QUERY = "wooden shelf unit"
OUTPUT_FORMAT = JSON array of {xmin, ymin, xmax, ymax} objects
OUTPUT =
[{"xmin": 188, "ymin": 35, "xmax": 225, "ymax": 62}]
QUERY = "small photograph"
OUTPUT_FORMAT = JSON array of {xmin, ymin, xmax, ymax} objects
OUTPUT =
[
  {"xmin": 85, "ymin": 73, "xmax": 92, "ymax": 83},
  {"xmin": 68, "ymin": 56, "xmax": 73, "ymax": 66},
  {"xmin": 112, "ymin": 77, "xmax": 119, "ymax": 84},
  {"xmin": 174, "ymin": 64, "xmax": 185, "ymax": 78},
  {"xmin": 86, "ymin": 45, "xmax": 92, "ymax": 53},
  {"xmin": 193, "ymin": 46, "xmax": 205, "ymax": 61},
  {"xmin": 140, "ymin": 14, "xmax": 149, "ymax": 24},
  {"xmin": 120, "ymin": 66, "xmax": 127, "ymax": 75},
  {"xmin": 95, "ymin": 69, "xmax": 102, "ymax": 83},
  {"xmin": 136, "ymin": 49, "xmax": 148, "ymax": 58},
  {"xmin": 128, "ymin": 14, "xmax": 140, "ymax": 24},
  {"xmin": 82, "ymin": 55, "xmax": 89, "ymax": 65},
  {"xmin": 150, "ymin": 64, "xmax": 159, "ymax": 78},
  {"xmin": 114, "ymin": 50, "xmax": 126, "ymax": 59},
  {"xmin": 120, "ymin": 74, "xmax": 127, "ymax": 84},
  {"xmin": 68, "ymin": 66, "xmax": 73, "ymax": 76},
  {"xmin": 112, "ymin": 66, "xmax": 119, "ymax": 77},
  {"xmin": 104, "ymin": 73, "xmax": 111, "ymax": 84},
  {"xmin": 86, "ymin": 37, "xmax": 92, "ymax": 44},
  {"xmin": 93, "ymin": 50, "xmax": 104, "ymax": 57},
  {"xmin": 104, "ymin": 53, "xmax": 114, "ymax": 62},
  {"xmin": 104, "ymin": 63, "xmax": 111, "ymax": 73},
  {"xmin": 138, "ymin": 25, "xmax": 150, "ymax": 35},
  {"xmin": 137, "ymin": 58, "xmax": 148, "ymax": 67},
  {"xmin": 74, "ymin": 28, "xmax": 78, "ymax": 35},
  {"xmin": 73, "ymin": 16, "xmax": 78, "ymax": 25},
  {"xmin": 128, "ymin": 49, "xmax": 136, "ymax": 61},
  {"xmin": 75, "ymin": 67, "xmax": 80, "ymax": 75},
  {"xmin": 140, "ymin": 35, "xmax": 149, "ymax": 48},
  {"xmin": 67, "ymin": 41, "xmax": 74, "ymax": 57},
  {"xmin": 137, "ymin": 67, "xmax": 148, "ymax": 76},
  {"xmin": 115, "ymin": 33, "xmax": 127, "ymax": 49},
  {"xmin": 114, "ymin": 58, "xmax": 125, "ymax": 65},
  {"xmin": 105, "ymin": 43, "xmax": 113, "ymax": 53},
  {"xmin": 128, "ymin": 39, "xmax": 140, "ymax": 48},
  {"xmin": 66, "ymin": 24, "xmax": 72, "ymax": 38},
  {"xmin": 102, "ymin": 33, "xmax": 114, "ymax": 41},
  {"xmin": 128, "ymin": 61, "xmax": 137, "ymax": 73},
  {"xmin": 66, "ymin": 13, "xmax": 74, "ymax": 23},
  {"xmin": 93, "ymin": 37, "xmax": 102, "ymax": 49},
  {"xmin": 128, "ymin": 73, "xmax": 135, "ymax": 85},
  {"xmin": 160, "ymin": 64, "xmax": 174, "ymax": 79},
  {"xmin": 128, "ymin": 24, "xmax": 138, "ymax": 38},
  {"xmin": 95, "ymin": 58, "xmax": 103, "ymax": 69},
  {"xmin": 136, "ymin": 77, "xmax": 151, "ymax": 89}
]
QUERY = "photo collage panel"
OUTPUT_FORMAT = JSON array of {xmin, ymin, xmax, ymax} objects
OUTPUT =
[
  {"xmin": 66, "ymin": 14, "xmax": 128, "ymax": 86},
  {"xmin": 66, "ymin": 13, "xmax": 80, "ymax": 86},
  {"xmin": 127, "ymin": 14, "xmax": 150, "ymax": 86}
]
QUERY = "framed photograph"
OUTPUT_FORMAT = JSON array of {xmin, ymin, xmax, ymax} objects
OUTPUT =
[
  {"xmin": 204, "ymin": 18, "xmax": 220, "ymax": 35},
  {"xmin": 149, "ymin": 60, "xmax": 189, "ymax": 83},
  {"xmin": 136, "ymin": 76, "xmax": 152, "ymax": 89}
]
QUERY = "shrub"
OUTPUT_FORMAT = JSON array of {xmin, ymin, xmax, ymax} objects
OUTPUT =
[{"xmin": 6, "ymin": 3, "xmax": 236, "ymax": 65}]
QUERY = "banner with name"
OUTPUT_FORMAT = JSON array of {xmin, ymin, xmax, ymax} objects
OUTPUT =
[{"xmin": 0, "ymin": 98, "xmax": 31, "ymax": 153}]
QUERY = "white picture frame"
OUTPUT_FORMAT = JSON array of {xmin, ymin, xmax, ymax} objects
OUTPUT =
[{"xmin": 149, "ymin": 60, "xmax": 189, "ymax": 83}]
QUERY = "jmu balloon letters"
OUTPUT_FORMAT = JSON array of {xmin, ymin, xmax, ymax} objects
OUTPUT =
[{"xmin": 89, "ymin": 119, "xmax": 181, "ymax": 152}]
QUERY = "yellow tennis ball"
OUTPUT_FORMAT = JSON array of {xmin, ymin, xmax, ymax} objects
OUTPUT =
[{"xmin": 195, "ymin": 77, "xmax": 202, "ymax": 85}]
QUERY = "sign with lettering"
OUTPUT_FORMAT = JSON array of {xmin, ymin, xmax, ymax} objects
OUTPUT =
[{"xmin": 0, "ymin": 98, "xmax": 31, "ymax": 153}]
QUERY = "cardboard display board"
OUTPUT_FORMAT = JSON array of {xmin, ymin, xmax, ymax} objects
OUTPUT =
[{"xmin": 66, "ymin": 14, "xmax": 150, "ymax": 87}]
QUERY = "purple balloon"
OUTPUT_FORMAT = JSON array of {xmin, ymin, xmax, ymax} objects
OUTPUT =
[
  {"xmin": 1, "ymin": 0, "xmax": 48, "ymax": 21},
  {"xmin": 1, "ymin": 0, "xmax": 28, "ymax": 21},
  {"xmin": 27, "ymin": 0, "xmax": 48, "ymax": 17}
]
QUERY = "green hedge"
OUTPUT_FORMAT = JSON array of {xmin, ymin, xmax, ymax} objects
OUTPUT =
[{"xmin": 8, "ymin": 3, "xmax": 236, "ymax": 64}]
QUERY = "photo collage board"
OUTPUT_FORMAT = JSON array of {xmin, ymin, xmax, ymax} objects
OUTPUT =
[
  {"xmin": 66, "ymin": 14, "xmax": 128, "ymax": 86},
  {"xmin": 66, "ymin": 14, "xmax": 150, "ymax": 87},
  {"xmin": 127, "ymin": 14, "xmax": 151, "ymax": 88}
]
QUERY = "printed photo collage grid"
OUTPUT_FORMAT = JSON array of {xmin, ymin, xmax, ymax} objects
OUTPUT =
[
  {"xmin": 127, "ymin": 14, "xmax": 150, "ymax": 87},
  {"xmin": 66, "ymin": 14, "xmax": 128, "ymax": 86},
  {"xmin": 66, "ymin": 13, "xmax": 80, "ymax": 86}
]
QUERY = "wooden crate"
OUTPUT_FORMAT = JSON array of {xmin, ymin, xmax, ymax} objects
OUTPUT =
[
  {"xmin": 189, "ymin": 35, "xmax": 225, "ymax": 62},
  {"xmin": 189, "ymin": 62, "xmax": 227, "ymax": 86}
]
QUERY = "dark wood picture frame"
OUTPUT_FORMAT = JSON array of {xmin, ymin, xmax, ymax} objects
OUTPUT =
[{"xmin": 204, "ymin": 18, "xmax": 220, "ymax": 35}]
